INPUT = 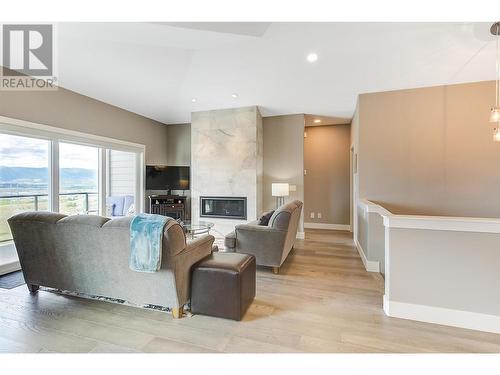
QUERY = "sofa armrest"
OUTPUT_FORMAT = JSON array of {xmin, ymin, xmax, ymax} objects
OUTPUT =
[
  {"xmin": 169, "ymin": 234, "xmax": 214, "ymax": 307},
  {"xmin": 182, "ymin": 234, "xmax": 215, "ymax": 255}
]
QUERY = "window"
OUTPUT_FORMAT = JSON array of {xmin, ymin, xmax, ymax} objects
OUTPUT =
[
  {"xmin": 0, "ymin": 133, "xmax": 50, "ymax": 243},
  {"xmin": 59, "ymin": 142, "xmax": 99, "ymax": 215}
]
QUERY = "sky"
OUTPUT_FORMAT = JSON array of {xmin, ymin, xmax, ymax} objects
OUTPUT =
[{"xmin": 0, "ymin": 133, "xmax": 98, "ymax": 170}]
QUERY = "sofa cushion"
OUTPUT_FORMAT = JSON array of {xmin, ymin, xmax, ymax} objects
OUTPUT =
[
  {"xmin": 7, "ymin": 211, "xmax": 66, "ymax": 224},
  {"xmin": 58, "ymin": 215, "xmax": 110, "ymax": 227},
  {"xmin": 258, "ymin": 210, "xmax": 275, "ymax": 226}
]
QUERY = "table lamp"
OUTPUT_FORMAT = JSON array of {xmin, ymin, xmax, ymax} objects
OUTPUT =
[{"xmin": 271, "ymin": 183, "xmax": 289, "ymax": 208}]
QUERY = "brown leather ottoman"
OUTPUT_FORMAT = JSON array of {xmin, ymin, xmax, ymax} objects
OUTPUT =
[{"xmin": 191, "ymin": 252, "xmax": 256, "ymax": 321}]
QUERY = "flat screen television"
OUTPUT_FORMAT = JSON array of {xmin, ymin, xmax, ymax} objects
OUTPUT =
[{"xmin": 146, "ymin": 166, "xmax": 190, "ymax": 190}]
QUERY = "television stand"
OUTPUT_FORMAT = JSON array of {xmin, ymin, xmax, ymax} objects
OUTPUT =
[{"xmin": 149, "ymin": 195, "xmax": 187, "ymax": 221}]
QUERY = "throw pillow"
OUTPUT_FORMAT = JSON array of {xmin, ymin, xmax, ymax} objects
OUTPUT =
[
  {"xmin": 107, "ymin": 196, "xmax": 124, "ymax": 217},
  {"xmin": 126, "ymin": 203, "xmax": 135, "ymax": 216},
  {"xmin": 258, "ymin": 210, "xmax": 275, "ymax": 226},
  {"xmin": 106, "ymin": 204, "xmax": 115, "ymax": 217}
]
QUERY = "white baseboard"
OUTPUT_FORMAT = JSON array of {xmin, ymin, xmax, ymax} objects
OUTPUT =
[
  {"xmin": 304, "ymin": 222, "xmax": 351, "ymax": 231},
  {"xmin": 383, "ymin": 294, "xmax": 390, "ymax": 315},
  {"xmin": 383, "ymin": 297, "xmax": 500, "ymax": 335},
  {"xmin": 354, "ymin": 239, "xmax": 380, "ymax": 273},
  {"xmin": 0, "ymin": 260, "xmax": 21, "ymax": 276},
  {"xmin": 296, "ymin": 231, "xmax": 305, "ymax": 239}
]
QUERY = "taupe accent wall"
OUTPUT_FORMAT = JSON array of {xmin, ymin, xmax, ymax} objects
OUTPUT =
[
  {"xmin": 166, "ymin": 123, "xmax": 191, "ymax": 166},
  {"xmin": 0, "ymin": 75, "xmax": 168, "ymax": 164},
  {"xmin": 304, "ymin": 124, "xmax": 350, "ymax": 225},
  {"xmin": 355, "ymin": 80, "xmax": 500, "ymax": 218},
  {"xmin": 263, "ymin": 114, "xmax": 304, "ymax": 232}
]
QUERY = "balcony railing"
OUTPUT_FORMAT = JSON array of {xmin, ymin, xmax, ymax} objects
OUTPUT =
[{"xmin": 0, "ymin": 192, "xmax": 98, "ymax": 243}]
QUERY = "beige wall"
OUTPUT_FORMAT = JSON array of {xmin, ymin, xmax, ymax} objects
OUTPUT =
[
  {"xmin": 263, "ymin": 114, "xmax": 304, "ymax": 232},
  {"xmin": 387, "ymin": 226, "xmax": 500, "ymax": 318},
  {"xmin": 304, "ymin": 124, "xmax": 350, "ymax": 225},
  {"xmin": 0, "ymin": 79, "xmax": 168, "ymax": 164},
  {"xmin": 166, "ymin": 123, "xmax": 191, "ymax": 166},
  {"xmin": 357, "ymin": 80, "xmax": 500, "ymax": 218}
]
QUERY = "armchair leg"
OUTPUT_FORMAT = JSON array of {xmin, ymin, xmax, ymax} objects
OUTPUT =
[
  {"xmin": 27, "ymin": 284, "xmax": 39, "ymax": 293},
  {"xmin": 272, "ymin": 267, "xmax": 280, "ymax": 275},
  {"xmin": 172, "ymin": 307, "xmax": 184, "ymax": 319}
]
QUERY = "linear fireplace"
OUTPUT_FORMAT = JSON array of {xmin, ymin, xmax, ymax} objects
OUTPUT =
[{"xmin": 200, "ymin": 196, "xmax": 247, "ymax": 220}]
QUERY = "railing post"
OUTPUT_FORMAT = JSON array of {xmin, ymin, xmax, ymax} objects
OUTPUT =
[
  {"xmin": 85, "ymin": 193, "xmax": 89, "ymax": 214},
  {"xmin": 34, "ymin": 195, "xmax": 39, "ymax": 211}
]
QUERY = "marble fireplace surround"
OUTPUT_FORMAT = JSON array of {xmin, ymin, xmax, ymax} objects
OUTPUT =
[{"xmin": 191, "ymin": 106, "xmax": 263, "ymax": 238}]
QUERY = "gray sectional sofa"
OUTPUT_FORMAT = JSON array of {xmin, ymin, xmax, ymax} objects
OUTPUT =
[
  {"xmin": 225, "ymin": 200, "xmax": 303, "ymax": 274},
  {"xmin": 8, "ymin": 211, "xmax": 214, "ymax": 318}
]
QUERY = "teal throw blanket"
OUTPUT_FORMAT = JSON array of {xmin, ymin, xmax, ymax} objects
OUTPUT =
[{"xmin": 130, "ymin": 214, "xmax": 169, "ymax": 272}]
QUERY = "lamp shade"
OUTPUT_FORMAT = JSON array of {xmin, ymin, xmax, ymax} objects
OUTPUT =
[{"xmin": 271, "ymin": 183, "xmax": 289, "ymax": 197}]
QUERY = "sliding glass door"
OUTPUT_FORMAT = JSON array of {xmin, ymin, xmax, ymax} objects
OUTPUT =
[
  {"xmin": 0, "ymin": 133, "xmax": 50, "ymax": 273},
  {"xmin": 0, "ymin": 133, "xmax": 50, "ymax": 242},
  {"xmin": 59, "ymin": 142, "xmax": 99, "ymax": 215}
]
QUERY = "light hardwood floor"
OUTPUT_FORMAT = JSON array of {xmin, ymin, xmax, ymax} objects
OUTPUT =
[{"xmin": 1, "ymin": 229, "xmax": 500, "ymax": 353}]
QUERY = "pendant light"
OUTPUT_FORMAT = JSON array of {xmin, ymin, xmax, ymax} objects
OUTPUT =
[
  {"xmin": 494, "ymin": 127, "xmax": 500, "ymax": 142},
  {"xmin": 490, "ymin": 22, "xmax": 500, "ymax": 124}
]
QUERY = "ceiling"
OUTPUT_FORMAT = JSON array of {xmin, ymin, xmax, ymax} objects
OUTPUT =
[{"xmin": 55, "ymin": 22, "xmax": 498, "ymax": 125}]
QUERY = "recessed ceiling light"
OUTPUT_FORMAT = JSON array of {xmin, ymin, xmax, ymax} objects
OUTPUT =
[
  {"xmin": 231, "ymin": 93, "xmax": 238, "ymax": 98},
  {"xmin": 314, "ymin": 119, "xmax": 321, "ymax": 123},
  {"xmin": 191, "ymin": 98, "xmax": 197, "ymax": 103},
  {"xmin": 306, "ymin": 53, "xmax": 318, "ymax": 63}
]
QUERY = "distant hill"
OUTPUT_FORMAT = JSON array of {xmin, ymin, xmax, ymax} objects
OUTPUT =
[{"xmin": 0, "ymin": 166, "xmax": 97, "ymax": 183}]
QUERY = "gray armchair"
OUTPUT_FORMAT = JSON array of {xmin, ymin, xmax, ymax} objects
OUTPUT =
[{"xmin": 224, "ymin": 200, "xmax": 303, "ymax": 274}]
